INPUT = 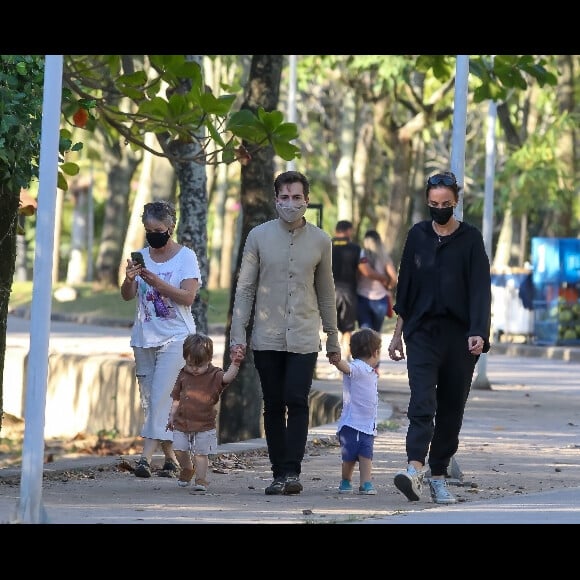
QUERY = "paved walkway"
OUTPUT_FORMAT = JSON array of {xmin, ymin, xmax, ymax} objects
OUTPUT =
[{"xmin": 2, "ymin": 315, "xmax": 580, "ymax": 524}]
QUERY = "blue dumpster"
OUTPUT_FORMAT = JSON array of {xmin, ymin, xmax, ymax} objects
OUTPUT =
[{"xmin": 532, "ymin": 237, "xmax": 580, "ymax": 345}]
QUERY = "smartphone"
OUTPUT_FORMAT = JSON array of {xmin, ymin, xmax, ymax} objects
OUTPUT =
[{"xmin": 131, "ymin": 251, "xmax": 145, "ymax": 268}]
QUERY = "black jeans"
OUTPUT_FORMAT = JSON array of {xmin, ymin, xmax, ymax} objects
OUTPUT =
[
  {"xmin": 404, "ymin": 316, "xmax": 479, "ymax": 477},
  {"xmin": 253, "ymin": 350, "xmax": 318, "ymax": 479}
]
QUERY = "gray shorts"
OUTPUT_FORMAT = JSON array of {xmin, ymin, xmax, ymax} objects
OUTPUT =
[{"xmin": 173, "ymin": 428, "xmax": 217, "ymax": 455}]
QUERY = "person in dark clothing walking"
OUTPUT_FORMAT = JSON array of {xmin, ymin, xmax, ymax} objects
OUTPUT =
[
  {"xmin": 332, "ymin": 220, "xmax": 389, "ymax": 361},
  {"xmin": 388, "ymin": 171, "xmax": 491, "ymax": 505}
]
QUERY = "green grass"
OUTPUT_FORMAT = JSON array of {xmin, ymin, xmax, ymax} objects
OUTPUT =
[
  {"xmin": 10, "ymin": 281, "xmax": 396, "ymax": 333},
  {"xmin": 9, "ymin": 281, "xmax": 231, "ymax": 326}
]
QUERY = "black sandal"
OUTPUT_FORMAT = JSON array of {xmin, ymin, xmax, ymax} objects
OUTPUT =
[{"xmin": 157, "ymin": 460, "xmax": 179, "ymax": 478}]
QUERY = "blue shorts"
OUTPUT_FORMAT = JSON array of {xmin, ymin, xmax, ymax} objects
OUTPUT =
[{"xmin": 338, "ymin": 425, "xmax": 374, "ymax": 462}]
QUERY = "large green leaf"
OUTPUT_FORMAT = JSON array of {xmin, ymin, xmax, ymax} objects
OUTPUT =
[
  {"xmin": 117, "ymin": 70, "xmax": 148, "ymax": 86},
  {"xmin": 60, "ymin": 162, "xmax": 80, "ymax": 176},
  {"xmin": 204, "ymin": 119, "xmax": 226, "ymax": 148},
  {"xmin": 256, "ymin": 108, "xmax": 284, "ymax": 131},
  {"xmin": 167, "ymin": 93, "xmax": 190, "ymax": 117},
  {"xmin": 199, "ymin": 92, "xmax": 236, "ymax": 116},
  {"xmin": 57, "ymin": 172, "xmax": 69, "ymax": 191},
  {"xmin": 222, "ymin": 142, "xmax": 236, "ymax": 164},
  {"xmin": 271, "ymin": 122, "xmax": 298, "ymax": 140},
  {"xmin": 272, "ymin": 140, "xmax": 301, "ymax": 161},
  {"xmin": 138, "ymin": 97, "xmax": 170, "ymax": 119},
  {"xmin": 226, "ymin": 110, "xmax": 267, "ymax": 142}
]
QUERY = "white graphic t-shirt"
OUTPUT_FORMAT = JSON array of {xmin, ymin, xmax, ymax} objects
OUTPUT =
[{"xmin": 130, "ymin": 246, "xmax": 202, "ymax": 348}]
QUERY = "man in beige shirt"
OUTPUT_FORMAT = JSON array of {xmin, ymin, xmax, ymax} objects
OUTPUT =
[{"xmin": 230, "ymin": 170, "xmax": 341, "ymax": 496}]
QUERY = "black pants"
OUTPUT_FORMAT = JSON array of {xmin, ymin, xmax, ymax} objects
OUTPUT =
[
  {"xmin": 335, "ymin": 285, "xmax": 357, "ymax": 333},
  {"xmin": 253, "ymin": 350, "xmax": 318, "ymax": 478},
  {"xmin": 404, "ymin": 316, "xmax": 479, "ymax": 477}
]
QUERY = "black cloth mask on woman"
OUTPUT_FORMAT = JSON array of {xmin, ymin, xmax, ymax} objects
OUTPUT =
[
  {"xmin": 146, "ymin": 230, "xmax": 171, "ymax": 249},
  {"xmin": 429, "ymin": 206, "xmax": 454, "ymax": 226}
]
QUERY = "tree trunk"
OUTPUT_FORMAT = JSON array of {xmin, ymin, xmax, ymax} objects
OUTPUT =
[
  {"xmin": 150, "ymin": 150, "xmax": 176, "ymax": 202},
  {"xmin": 352, "ymin": 103, "xmax": 374, "ymax": 236},
  {"xmin": 52, "ymin": 189, "xmax": 64, "ymax": 285},
  {"xmin": 492, "ymin": 198, "xmax": 514, "ymax": 269},
  {"xmin": 118, "ymin": 132, "xmax": 165, "ymax": 286},
  {"xmin": 172, "ymin": 55, "xmax": 209, "ymax": 334},
  {"xmin": 95, "ymin": 153, "xmax": 141, "ymax": 286},
  {"xmin": 172, "ymin": 137, "xmax": 209, "ymax": 334},
  {"xmin": 335, "ymin": 85, "xmax": 356, "ymax": 221},
  {"xmin": 494, "ymin": 94, "xmax": 531, "ymax": 266},
  {"xmin": 383, "ymin": 126, "xmax": 414, "ymax": 267},
  {"xmin": 0, "ymin": 184, "xmax": 20, "ymax": 431},
  {"xmin": 208, "ymin": 161, "xmax": 228, "ymax": 290},
  {"xmin": 66, "ymin": 181, "xmax": 90, "ymax": 285},
  {"xmin": 219, "ymin": 54, "xmax": 283, "ymax": 443},
  {"xmin": 554, "ymin": 54, "xmax": 576, "ymax": 234}
]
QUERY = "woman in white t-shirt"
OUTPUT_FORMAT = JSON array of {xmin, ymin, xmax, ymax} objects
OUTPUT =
[
  {"xmin": 121, "ymin": 200, "xmax": 202, "ymax": 479},
  {"xmin": 356, "ymin": 230, "xmax": 398, "ymax": 333}
]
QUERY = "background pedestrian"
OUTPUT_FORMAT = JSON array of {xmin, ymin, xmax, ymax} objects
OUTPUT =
[
  {"xmin": 332, "ymin": 221, "xmax": 390, "ymax": 361},
  {"xmin": 356, "ymin": 229, "xmax": 398, "ymax": 334}
]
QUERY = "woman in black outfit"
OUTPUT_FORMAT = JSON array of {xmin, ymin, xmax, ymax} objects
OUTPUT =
[{"xmin": 388, "ymin": 171, "xmax": 491, "ymax": 505}]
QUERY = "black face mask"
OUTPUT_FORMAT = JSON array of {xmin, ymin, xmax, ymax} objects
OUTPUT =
[
  {"xmin": 146, "ymin": 230, "xmax": 171, "ymax": 249},
  {"xmin": 429, "ymin": 206, "xmax": 454, "ymax": 226}
]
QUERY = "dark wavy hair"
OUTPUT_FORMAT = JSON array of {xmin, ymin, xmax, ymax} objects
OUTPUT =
[{"xmin": 274, "ymin": 170, "xmax": 310, "ymax": 197}]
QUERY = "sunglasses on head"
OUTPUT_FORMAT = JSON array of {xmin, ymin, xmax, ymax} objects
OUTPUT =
[{"xmin": 427, "ymin": 174, "xmax": 456, "ymax": 187}]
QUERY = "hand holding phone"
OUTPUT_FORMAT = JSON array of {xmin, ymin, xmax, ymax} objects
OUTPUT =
[{"xmin": 131, "ymin": 251, "xmax": 145, "ymax": 268}]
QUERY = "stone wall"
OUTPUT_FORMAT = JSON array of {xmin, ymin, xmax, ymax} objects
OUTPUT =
[{"xmin": 3, "ymin": 348, "xmax": 342, "ymax": 440}]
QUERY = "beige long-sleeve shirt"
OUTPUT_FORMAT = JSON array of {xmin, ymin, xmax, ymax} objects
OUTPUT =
[{"xmin": 230, "ymin": 218, "xmax": 340, "ymax": 354}]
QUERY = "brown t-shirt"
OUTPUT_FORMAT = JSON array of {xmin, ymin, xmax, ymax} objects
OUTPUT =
[{"xmin": 169, "ymin": 363, "xmax": 226, "ymax": 433}]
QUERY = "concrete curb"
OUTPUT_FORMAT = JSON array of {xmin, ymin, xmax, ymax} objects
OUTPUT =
[{"xmin": 490, "ymin": 342, "xmax": 580, "ymax": 361}]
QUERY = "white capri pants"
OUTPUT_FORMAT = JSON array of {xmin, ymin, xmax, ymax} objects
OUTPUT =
[{"xmin": 133, "ymin": 339, "xmax": 185, "ymax": 441}]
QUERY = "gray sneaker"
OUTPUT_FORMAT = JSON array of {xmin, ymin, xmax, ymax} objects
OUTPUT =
[
  {"xmin": 429, "ymin": 478, "xmax": 457, "ymax": 504},
  {"xmin": 394, "ymin": 465, "xmax": 423, "ymax": 501}
]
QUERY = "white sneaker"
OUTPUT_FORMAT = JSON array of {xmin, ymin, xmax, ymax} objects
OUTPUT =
[
  {"xmin": 429, "ymin": 478, "xmax": 457, "ymax": 504},
  {"xmin": 394, "ymin": 465, "xmax": 424, "ymax": 501}
]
